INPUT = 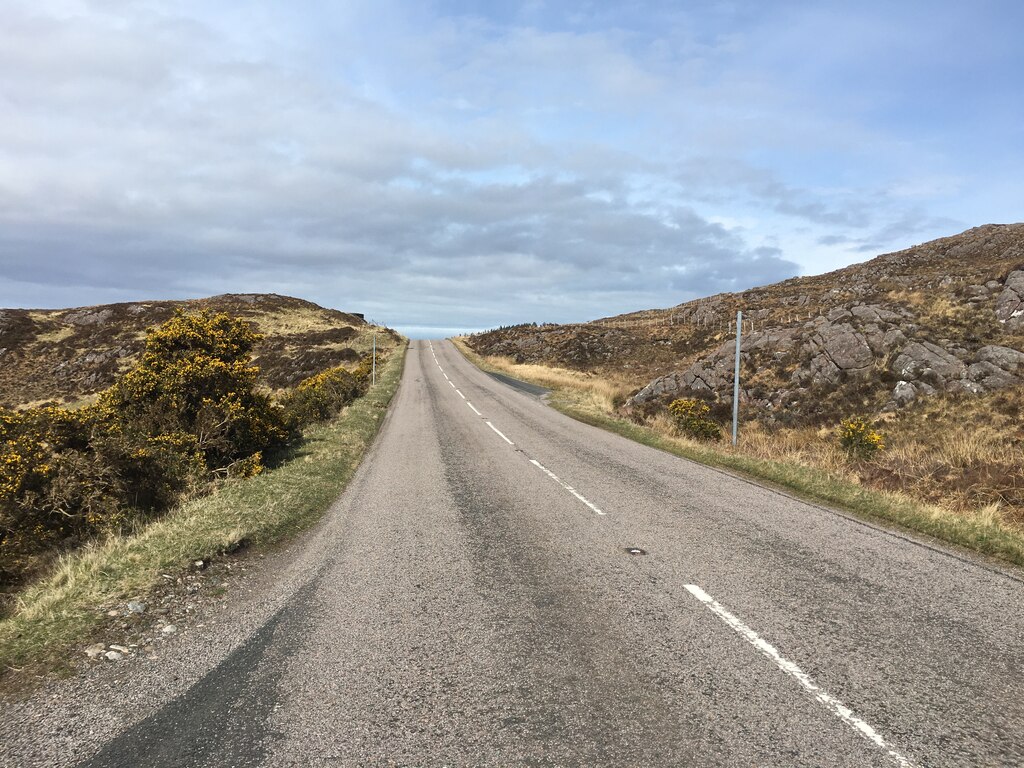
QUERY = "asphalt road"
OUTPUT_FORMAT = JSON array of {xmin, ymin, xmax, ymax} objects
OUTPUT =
[{"xmin": 5, "ymin": 340, "xmax": 1024, "ymax": 767}]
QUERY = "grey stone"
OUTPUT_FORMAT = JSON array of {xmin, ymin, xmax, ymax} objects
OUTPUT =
[
  {"xmin": 976, "ymin": 345, "xmax": 1024, "ymax": 373},
  {"xmin": 892, "ymin": 381, "xmax": 918, "ymax": 407},
  {"xmin": 892, "ymin": 341, "xmax": 966, "ymax": 382},
  {"xmin": 126, "ymin": 601, "xmax": 146, "ymax": 615},
  {"xmin": 862, "ymin": 325, "xmax": 887, "ymax": 356},
  {"xmin": 84, "ymin": 643, "xmax": 107, "ymax": 659},
  {"xmin": 947, "ymin": 379, "xmax": 985, "ymax": 396},
  {"xmin": 64, "ymin": 308, "xmax": 115, "ymax": 326},
  {"xmin": 161, "ymin": 624, "xmax": 178, "ymax": 635},
  {"xmin": 104, "ymin": 650, "xmax": 124, "ymax": 661},
  {"xmin": 996, "ymin": 270, "xmax": 1024, "ymax": 328},
  {"xmin": 809, "ymin": 324, "xmax": 874, "ymax": 373},
  {"xmin": 850, "ymin": 304, "xmax": 904, "ymax": 323},
  {"xmin": 882, "ymin": 328, "xmax": 907, "ymax": 349},
  {"xmin": 968, "ymin": 361, "xmax": 1021, "ymax": 390},
  {"xmin": 740, "ymin": 329, "xmax": 797, "ymax": 354}
]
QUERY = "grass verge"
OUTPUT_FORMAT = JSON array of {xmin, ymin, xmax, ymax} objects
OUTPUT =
[
  {"xmin": 0, "ymin": 341, "xmax": 406, "ymax": 683},
  {"xmin": 453, "ymin": 339, "xmax": 1024, "ymax": 570}
]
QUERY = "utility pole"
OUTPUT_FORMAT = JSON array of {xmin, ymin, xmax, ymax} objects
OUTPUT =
[
  {"xmin": 372, "ymin": 331, "xmax": 377, "ymax": 386},
  {"xmin": 732, "ymin": 310, "xmax": 742, "ymax": 446}
]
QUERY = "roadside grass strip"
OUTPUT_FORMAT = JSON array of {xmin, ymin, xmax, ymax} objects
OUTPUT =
[{"xmin": 0, "ymin": 343, "xmax": 407, "ymax": 683}]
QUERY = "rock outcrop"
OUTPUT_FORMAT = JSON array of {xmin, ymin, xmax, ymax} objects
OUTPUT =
[
  {"xmin": 629, "ymin": 297, "xmax": 1024, "ymax": 413},
  {"xmin": 996, "ymin": 270, "xmax": 1024, "ymax": 329}
]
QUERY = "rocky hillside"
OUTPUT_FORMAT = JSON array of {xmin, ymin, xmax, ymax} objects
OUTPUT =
[
  {"xmin": 0, "ymin": 294, "xmax": 392, "ymax": 408},
  {"xmin": 468, "ymin": 224, "xmax": 1024, "ymax": 424}
]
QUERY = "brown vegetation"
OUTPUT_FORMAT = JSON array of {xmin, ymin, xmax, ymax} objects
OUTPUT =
[
  {"xmin": 1, "ymin": 303, "xmax": 388, "ymax": 603},
  {"xmin": 0, "ymin": 293, "xmax": 398, "ymax": 408}
]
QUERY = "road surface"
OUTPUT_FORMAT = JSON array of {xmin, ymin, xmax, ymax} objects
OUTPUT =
[{"xmin": 5, "ymin": 340, "xmax": 1023, "ymax": 767}]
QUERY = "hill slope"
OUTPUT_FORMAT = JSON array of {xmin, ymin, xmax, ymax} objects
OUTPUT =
[
  {"xmin": 466, "ymin": 224, "xmax": 1024, "ymax": 524},
  {"xmin": 469, "ymin": 224, "xmax": 1024, "ymax": 422},
  {"xmin": 0, "ymin": 294, "xmax": 392, "ymax": 408}
]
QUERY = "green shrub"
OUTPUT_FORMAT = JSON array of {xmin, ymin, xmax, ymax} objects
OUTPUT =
[
  {"xmin": 1, "ymin": 310, "xmax": 290, "ymax": 587},
  {"xmin": 837, "ymin": 416, "xmax": 886, "ymax": 459},
  {"xmin": 668, "ymin": 398, "xmax": 721, "ymax": 441},
  {"xmin": 281, "ymin": 358, "xmax": 372, "ymax": 432}
]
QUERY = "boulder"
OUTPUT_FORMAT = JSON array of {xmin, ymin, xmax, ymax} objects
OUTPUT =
[
  {"xmin": 64, "ymin": 308, "xmax": 115, "ymax": 326},
  {"xmin": 882, "ymin": 328, "xmax": 907, "ymax": 348},
  {"xmin": 967, "ymin": 361, "xmax": 1021, "ymax": 390},
  {"xmin": 862, "ymin": 325, "xmax": 887, "ymax": 356},
  {"xmin": 891, "ymin": 341, "xmax": 966, "ymax": 384},
  {"xmin": 947, "ymin": 379, "xmax": 985, "ymax": 396},
  {"xmin": 850, "ymin": 304, "xmax": 905, "ymax": 324},
  {"xmin": 891, "ymin": 380, "xmax": 918, "ymax": 407},
  {"xmin": 628, "ymin": 340, "xmax": 739, "ymax": 404},
  {"xmin": 740, "ymin": 328, "xmax": 797, "ymax": 354},
  {"xmin": 996, "ymin": 270, "xmax": 1024, "ymax": 329},
  {"xmin": 976, "ymin": 345, "xmax": 1024, "ymax": 373},
  {"xmin": 808, "ymin": 324, "xmax": 873, "ymax": 373}
]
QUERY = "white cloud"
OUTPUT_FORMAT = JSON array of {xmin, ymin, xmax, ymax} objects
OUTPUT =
[{"xmin": 0, "ymin": 1, "xmax": 1020, "ymax": 331}]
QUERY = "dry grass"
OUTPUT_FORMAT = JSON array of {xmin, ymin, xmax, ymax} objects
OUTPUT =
[
  {"xmin": 452, "ymin": 338, "xmax": 633, "ymax": 413},
  {"xmin": 246, "ymin": 306, "xmax": 346, "ymax": 336},
  {"xmin": 33, "ymin": 325, "xmax": 75, "ymax": 345}
]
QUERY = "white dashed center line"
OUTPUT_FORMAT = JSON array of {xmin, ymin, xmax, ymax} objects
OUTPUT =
[
  {"xmin": 431, "ymin": 341, "xmax": 607, "ymax": 517},
  {"xmin": 683, "ymin": 584, "xmax": 916, "ymax": 768},
  {"xmin": 529, "ymin": 459, "xmax": 606, "ymax": 516},
  {"xmin": 485, "ymin": 421, "xmax": 514, "ymax": 445}
]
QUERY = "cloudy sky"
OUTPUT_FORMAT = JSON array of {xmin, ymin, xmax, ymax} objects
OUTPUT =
[{"xmin": 2, "ymin": 1, "xmax": 1021, "ymax": 335}]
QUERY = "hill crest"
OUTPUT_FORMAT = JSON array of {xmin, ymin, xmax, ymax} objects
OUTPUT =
[{"xmin": 0, "ymin": 293, "xmax": 386, "ymax": 408}]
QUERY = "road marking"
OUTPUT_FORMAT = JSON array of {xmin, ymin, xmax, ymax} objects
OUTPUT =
[
  {"xmin": 683, "ymin": 584, "xmax": 915, "ymax": 768},
  {"xmin": 485, "ymin": 421, "xmax": 514, "ymax": 445},
  {"xmin": 529, "ymin": 459, "xmax": 606, "ymax": 516},
  {"xmin": 455, "ymin": 389, "xmax": 466, "ymax": 399},
  {"xmin": 467, "ymin": 402, "xmax": 482, "ymax": 416},
  {"xmin": 449, "ymin": 380, "xmax": 456, "ymax": 388}
]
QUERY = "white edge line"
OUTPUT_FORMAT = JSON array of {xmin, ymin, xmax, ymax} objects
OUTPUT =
[
  {"xmin": 485, "ymin": 421, "xmax": 514, "ymax": 445},
  {"xmin": 467, "ymin": 402, "xmax": 482, "ymax": 416},
  {"xmin": 683, "ymin": 584, "xmax": 915, "ymax": 768},
  {"xmin": 528, "ymin": 459, "xmax": 606, "ymax": 516},
  {"xmin": 448, "ymin": 380, "xmax": 456, "ymax": 388},
  {"xmin": 455, "ymin": 389, "xmax": 466, "ymax": 399}
]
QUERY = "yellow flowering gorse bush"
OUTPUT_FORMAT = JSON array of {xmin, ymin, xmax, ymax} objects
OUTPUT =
[
  {"xmin": 667, "ymin": 398, "xmax": 721, "ymax": 441},
  {"xmin": 837, "ymin": 416, "xmax": 886, "ymax": 459},
  {"xmin": 0, "ymin": 310, "xmax": 296, "ymax": 585}
]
